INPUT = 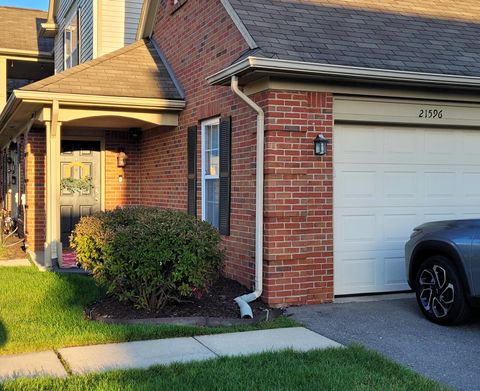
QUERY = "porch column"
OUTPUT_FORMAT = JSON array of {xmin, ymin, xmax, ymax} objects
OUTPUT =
[
  {"xmin": 44, "ymin": 119, "xmax": 62, "ymax": 268},
  {"xmin": 0, "ymin": 56, "xmax": 6, "ymax": 110}
]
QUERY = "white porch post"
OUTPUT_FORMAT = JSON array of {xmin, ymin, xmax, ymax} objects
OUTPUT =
[
  {"xmin": 44, "ymin": 120, "xmax": 52, "ymax": 268},
  {"xmin": 44, "ymin": 104, "xmax": 62, "ymax": 269},
  {"xmin": 0, "ymin": 56, "xmax": 6, "ymax": 110},
  {"xmin": 53, "ymin": 122, "xmax": 62, "ymax": 265}
]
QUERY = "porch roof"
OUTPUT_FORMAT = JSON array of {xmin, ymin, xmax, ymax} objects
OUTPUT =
[
  {"xmin": 0, "ymin": 6, "xmax": 53, "ymax": 56},
  {"xmin": 0, "ymin": 38, "xmax": 185, "ymax": 146},
  {"xmin": 21, "ymin": 39, "xmax": 182, "ymax": 100}
]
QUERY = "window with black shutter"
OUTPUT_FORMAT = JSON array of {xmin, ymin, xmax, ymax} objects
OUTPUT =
[{"xmin": 200, "ymin": 117, "xmax": 231, "ymax": 235}]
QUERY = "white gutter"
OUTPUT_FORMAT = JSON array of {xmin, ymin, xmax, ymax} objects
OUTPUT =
[
  {"xmin": 231, "ymin": 76, "xmax": 264, "ymax": 319},
  {"xmin": 208, "ymin": 57, "xmax": 480, "ymax": 89}
]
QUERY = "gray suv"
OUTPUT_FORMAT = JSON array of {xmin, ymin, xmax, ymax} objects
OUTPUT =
[{"xmin": 405, "ymin": 219, "xmax": 480, "ymax": 325}]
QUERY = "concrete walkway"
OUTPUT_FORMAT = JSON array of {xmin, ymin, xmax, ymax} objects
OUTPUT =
[{"xmin": 0, "ymin": 327, "xmax": 341, "ymax": 381}]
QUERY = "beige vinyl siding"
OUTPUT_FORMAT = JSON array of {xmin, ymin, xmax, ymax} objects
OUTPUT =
[
  {"xmin": 54, "ymin": 0, "xmax": 94, "ymax": 73},
  {"xmin": 100, "ymin": 0, "xmax": 142, "ymax": 56}
]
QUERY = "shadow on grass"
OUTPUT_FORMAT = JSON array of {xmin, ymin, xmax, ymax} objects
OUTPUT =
[
  {"xmin": 0, "ymin": 318, "xmax": 6, "ymax": 347},
  {"xmin": 52, "ymin": 272, "xmax": 106, "ymax": 315}
]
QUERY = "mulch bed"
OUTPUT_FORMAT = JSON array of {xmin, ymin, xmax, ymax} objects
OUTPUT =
[
  {"xmin": 0, "ymin": 235, "xmax": 26, "ymax": 261},
  {"xmin": 87, "ymin": 276, "xmax": 276, "ymax": 320}
]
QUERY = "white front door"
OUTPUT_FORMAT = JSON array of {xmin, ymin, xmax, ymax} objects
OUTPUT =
[{"xmin": 334, "ymin": 124, "xmax": 480, "ymax": 295}]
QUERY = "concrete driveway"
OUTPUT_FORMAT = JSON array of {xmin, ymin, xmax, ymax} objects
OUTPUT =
[{"xmin": 287, "ymin": 295, "xmax": 480, "ymax": 391}]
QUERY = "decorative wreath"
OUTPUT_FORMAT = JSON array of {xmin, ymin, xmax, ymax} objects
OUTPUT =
[{"xmin": 60, "ymin": 176, "xmax": 94, "ymax": 194}]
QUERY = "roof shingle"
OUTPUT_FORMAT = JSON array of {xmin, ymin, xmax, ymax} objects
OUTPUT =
[
  {"xmin": 21, "ymin": 39, "xmax": 182, "ymax": 100},
  {"xmin": 0, "ymin": 6, "xmax": 53, "ymax": 53},
  {"xmin": 228, "ymin": 0, "xmax": 480, "ymax": 77}
]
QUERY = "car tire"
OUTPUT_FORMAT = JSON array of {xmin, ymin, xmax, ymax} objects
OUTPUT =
[{"xmin": 415, "ymin": 255, "xmax": 471, "ymax": 325}]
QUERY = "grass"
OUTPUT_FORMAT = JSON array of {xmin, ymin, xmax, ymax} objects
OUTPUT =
[
  {"xmin": 0, "ymin": 266, "xmax": 297, "ymax": 355},
  {"xmin": 1, "ymin": 346, "xmax": 449, "ymax": 391}
]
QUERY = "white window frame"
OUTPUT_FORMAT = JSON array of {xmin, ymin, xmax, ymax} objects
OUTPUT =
[
  {"xmin": 201, "ymin": 117, "xmax": 220, "ymax": 228},
  {"xmin": 64, "ymin": 8, "xmax": 81, "ymax": 70}
]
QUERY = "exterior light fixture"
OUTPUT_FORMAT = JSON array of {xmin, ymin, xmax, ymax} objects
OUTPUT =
[
  {"xmin": 117, "ymin": 150, "xmax": 128, "ymax": 168},
  {"xmin": 129, "ymin": 127, "xmax": 141, "ymax": 139},
  {"xmin": 314, "ymin": 134, "xmax": 329, "ymax": 156}
]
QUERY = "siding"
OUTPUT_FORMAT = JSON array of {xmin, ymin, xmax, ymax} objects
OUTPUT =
[
  {"xmin": 54, "ymin": 0, "xmax": 94, "ymax": 73},
  {"xmin": 101, "ymin": 0, "xmax": 143, "ymax": 56}
]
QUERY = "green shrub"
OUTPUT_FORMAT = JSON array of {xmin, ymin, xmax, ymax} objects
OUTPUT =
[{"xmin": 70, "ymin": 207, "xmax": 224, "ymax": 311}]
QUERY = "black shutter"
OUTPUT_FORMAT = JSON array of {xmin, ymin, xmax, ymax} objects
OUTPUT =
[
  {"xmin": 219, "ymin": 117, "xmax": 232, "ymax": 236},
  {"xmin": 187, "ymin": 126, "xmax": 197, "ymax": 216}
]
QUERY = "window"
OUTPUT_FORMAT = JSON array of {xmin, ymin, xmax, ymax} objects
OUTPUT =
[
  {"xmin": 64, "ymin": 9, "xmax": 80, "ymax": 69},
  {"xmin": 201, "ymin": 118, "xmax": 220, "ymax": 228}
]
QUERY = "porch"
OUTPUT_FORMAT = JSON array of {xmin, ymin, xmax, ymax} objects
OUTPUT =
[{"xmin": 0, "ymin": 39, "xmax": 186, "ymax": 269}]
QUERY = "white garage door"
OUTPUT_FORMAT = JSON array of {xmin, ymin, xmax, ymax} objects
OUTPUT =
[{"xmin": 334, "ymin": 124, "xmax": 480, "ymax": 295}]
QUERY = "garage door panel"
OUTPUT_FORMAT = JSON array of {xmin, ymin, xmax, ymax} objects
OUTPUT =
[
  {"xmin": 424, "ymin": 171, "xmax": 456, "ymax": 198},
  {"xmin": 424, "ymin": 130, "xmax": 453, "ymax": 157},
  {"xmin": 340, "ymin": 170, "xmax": 377, "ymax": 199},
  {"xmin": 384, "ymin": 256, "xmax": 407, "ymax": 285},
  {"xmin": 334, "ymin": 124, "xmax": 480, "ymax": 295},
  {"xmin": 463, "ymin": 173, "xmax": 480, "ymax": 197},
  {"xmin": 461, "ymin": 132, "xmax": 480, "ymax": 156},
  {"xmin": 338, "ymin": 214, "xmax": 377, "ymax": 243},
  {"xmin": 336, "ymin": 256, "xmax": 376, "ymax": 291},
  {"xmin": 383, "ymin": 171, "xmax": 417, "ymax": 199},
  {"xmin": 383, "ymin": 128, "xmax": 418, "ymax": 156},
  {"xmin": 336, "ymin": 250, "xmax": 409, "ymax": 294}
]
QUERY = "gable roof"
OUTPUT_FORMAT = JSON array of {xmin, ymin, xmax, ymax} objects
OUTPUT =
[
  {"xmin": 21, "ymin": 39, "xmax": 182, "ymax": 100},
  {"xmin": 0, "ymin": 6, "xmax": 53, "ymax": 54},
  {"xmin": 227, "ymin": 0, "xmax": 480, "ymax": 77}
]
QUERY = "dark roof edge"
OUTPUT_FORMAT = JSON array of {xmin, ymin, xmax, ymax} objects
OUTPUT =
[
  {"xmin": 207, "ymin": 56, "xmax": 480, "ymax": 89},
  {"xmin": 150, "ymin": 38, "xmax": 185, "ymax": 99},
  {"xmin": 220, "ymin": 0, "xmax": 258, "ymax": 50}
]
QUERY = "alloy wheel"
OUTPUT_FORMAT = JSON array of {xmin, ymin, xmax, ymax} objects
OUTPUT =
[{"xmin": 418, "ymin": 265, "xmax": 455, "ymax": 318}]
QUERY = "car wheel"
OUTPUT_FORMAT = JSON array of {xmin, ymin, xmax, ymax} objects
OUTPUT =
[{"xmin": 415, "ymin": 255, "xmax": 471, "ymax": 325}]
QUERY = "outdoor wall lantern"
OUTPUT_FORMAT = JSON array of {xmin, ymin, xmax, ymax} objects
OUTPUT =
[
  {"xmin": 117, "ymin": 150, "xmax": 128, "ymax": 168},
  {"xmin": 314, "ymin": 134, "xmax": 329, "ymax": 156},
  {"xmin": 11, "ymin": 176, "xmax": 16, "ymax": 185}
]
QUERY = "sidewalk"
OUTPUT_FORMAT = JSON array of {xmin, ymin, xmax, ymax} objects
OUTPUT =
[{"xmin": 0, "ymin": 327, "xmax": 341, "ymax": 381}]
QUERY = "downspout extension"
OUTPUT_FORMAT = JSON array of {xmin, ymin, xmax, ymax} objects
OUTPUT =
[{"xmin": 231, "ymin": 76, "xmax": 264, "ymax": 319}]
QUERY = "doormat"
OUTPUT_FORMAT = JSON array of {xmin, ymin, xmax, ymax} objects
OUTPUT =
[{"xmin": 62, "ymin": 251, "xmax": 78, "ymax": 269}]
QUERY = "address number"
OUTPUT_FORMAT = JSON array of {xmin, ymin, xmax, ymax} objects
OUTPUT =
[{"xmin": 419, "ymin": 109, "xmax": 443, "ymax": 119}]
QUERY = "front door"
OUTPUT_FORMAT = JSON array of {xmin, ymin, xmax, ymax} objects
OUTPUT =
[{"xmin": 60, "ymin": 140, "xmax": 101, "ymax": 247}]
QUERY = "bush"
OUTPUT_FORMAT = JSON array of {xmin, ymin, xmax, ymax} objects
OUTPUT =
[{"xmin": 70, "ymin": 206, "xmax": 224, "ymax": 311}]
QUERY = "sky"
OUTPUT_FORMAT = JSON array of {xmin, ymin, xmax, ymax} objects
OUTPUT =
[{"xmin": 0, "ymin": 0, "xmax": 48, "ymax": 10}]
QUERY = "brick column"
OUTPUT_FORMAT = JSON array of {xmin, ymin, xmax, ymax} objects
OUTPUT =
[{"xmin": 260, "ymin": 90, "xmax": 334, "ymax": 306}]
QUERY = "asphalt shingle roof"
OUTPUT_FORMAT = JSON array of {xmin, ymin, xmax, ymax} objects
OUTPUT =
[
  {"xmin": 228, "ymin": 0, "xmax": 480, "ymax": 76},
  {"xmin": 0, "ymin": 6, "xmax": 53, "ymax": 53},
  {"xmin": 21, "ymin": 39, "xmax": 182, "ymax": 100}
]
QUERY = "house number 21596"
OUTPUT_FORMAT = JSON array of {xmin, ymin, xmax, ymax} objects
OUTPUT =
[{"xmin": 418, "ymin": 108, "xmax": 443, "ymax": 119}]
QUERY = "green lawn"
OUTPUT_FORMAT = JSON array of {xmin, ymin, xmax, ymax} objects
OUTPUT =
[
  {"xmin": 2, "ymin": 346, "xmax": 449, "ymax": 391},
  {"xmin": 0, "ymin": 267, "xmax": 296, "ymax": 355}
]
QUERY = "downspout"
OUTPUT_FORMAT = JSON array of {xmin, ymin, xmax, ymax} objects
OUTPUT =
[{"xmin": 231, "ymin": 76, "xmax": 264, "ymax": 319}]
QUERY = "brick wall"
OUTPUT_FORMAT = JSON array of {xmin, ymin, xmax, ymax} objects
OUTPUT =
[
  {"xmin": 151, "ymin": 1, "xmax": 335, "ymax": 305},
  {"xmin": 259, "ymin": 90, "xmax": 334, "ymax": 305},
  {"xmin": 25, "ymin": 128, "xmax": 46, "ymax": 251},
  {"xmin": 151, "ymin": 0, "xmax": 258, "ymax": 288},
  {"xmin": 138, "ymin": 126, "xmax": 185, "ymax": 209},
  {"xmin": 105, "ymin": 130, "xmax": 140, "ymax": 209}
]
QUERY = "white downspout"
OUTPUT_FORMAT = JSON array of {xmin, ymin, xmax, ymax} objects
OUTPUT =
[{"xmin": 231, "ymin": 76, "xmax": 264, "ymax": 319}]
